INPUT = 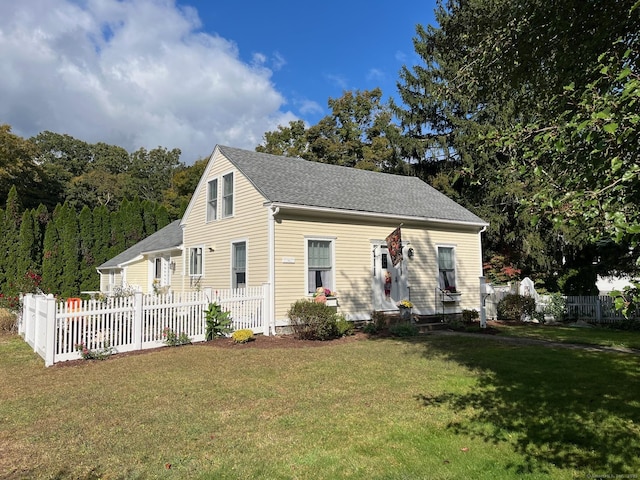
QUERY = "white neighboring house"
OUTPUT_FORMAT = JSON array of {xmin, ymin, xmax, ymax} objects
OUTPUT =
[
  {"xmin": 97, "ymin": 220, "xmax": 184, "ymax": 295},
  {"xmin": 596, "ymin": 275, "xmax": 635, "ymax": 295}
]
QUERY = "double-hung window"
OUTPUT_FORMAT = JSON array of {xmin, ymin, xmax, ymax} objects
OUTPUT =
[
  {"xmin": 207, "ymin": 179, "xmax": 218, "ymax": 222},
  {"xmin": 307, "ymin": 239, "xmax": 333, "ymax": 294},
  {"xmin": 222, "ymin": 172, "xmax": 234, "ymax": 217},
  {"xmin": 438, "ymin": 246, "xmax": 456, "ymax": 291},
  {"xmin": 189, "ymin": 247, "xmax": 203, "ymax": 276}
]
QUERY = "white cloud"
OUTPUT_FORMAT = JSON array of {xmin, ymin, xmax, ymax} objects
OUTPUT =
[
  {"xmin": 324, "ymin": 73, "xmax": 348, "ymax": 90},
  {"xmin": 296, "ymin": 99, "xmax": 324, "ymax": 117},
  {"xmin": 366, "ymin": 68, "xmax": 385, "ymax": 82},
  {"xmin": 0, "ymin": 0, "xmax": 297, "ymax": 163}
]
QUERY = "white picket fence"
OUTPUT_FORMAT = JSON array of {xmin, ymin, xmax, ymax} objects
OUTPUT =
[
  {"xmin": 484, "ymin": 286, "xmax": 631, "ymax": 323},
  {"xmin": 18, "ymin": 286, "xmax": 269, "ymax": 366},
  {"xmin": 564, "ymin": 295, "xmax": 628, "ymax": 323}
]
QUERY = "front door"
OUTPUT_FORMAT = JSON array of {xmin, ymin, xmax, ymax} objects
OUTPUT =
[{"xmin": 373, "ymin": 244, "xmax": 409, "ymax": 311}]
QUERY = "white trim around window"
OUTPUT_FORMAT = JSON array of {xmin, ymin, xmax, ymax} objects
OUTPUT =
[{"xmin": 305, "ymin": 236, "xmax": 336, "ymax": 295}]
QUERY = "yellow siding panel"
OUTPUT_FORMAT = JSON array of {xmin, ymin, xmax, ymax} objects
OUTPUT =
[
  {"xmin": 124, "ymin": 260, "xmax": 148, "ymax": 293},
  {"xmin": 273, "ymin": 212, "xmax": 483, "ymax": 321},
  {"xmin": 182, "ymin": 150, "xmax": 269, "ymax": 293}
]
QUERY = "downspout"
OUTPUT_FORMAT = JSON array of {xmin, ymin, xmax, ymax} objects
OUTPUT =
[
  {"xmin": 478, "ymin": 225, "xmax": 488, "ymax": 328},
  {"xmin": 268, "ymin": 205, "xmax": 280, "ymax": 335}
]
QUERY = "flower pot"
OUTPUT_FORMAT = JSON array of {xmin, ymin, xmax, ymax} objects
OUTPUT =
[{"xmin": 399, "ymin": 306, "xmax": 412, "ymax": 321}]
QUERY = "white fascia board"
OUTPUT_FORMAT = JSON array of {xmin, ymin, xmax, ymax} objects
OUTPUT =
[
  {"xmin": 139, "ymin": 245, "xmax": 183, "ymax": 257},
  {"xmin": 267, "ymin": 202, "xmax": 489, "ymax": 230}
]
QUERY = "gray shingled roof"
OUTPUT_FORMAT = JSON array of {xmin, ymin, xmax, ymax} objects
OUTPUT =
[
  {"xmin": 98, "ymin": 220, "xmax": 182, "ymax": 269},
  {"xmin": 218, "ymin": 145, "xmax": 487, "ymax": 225}
]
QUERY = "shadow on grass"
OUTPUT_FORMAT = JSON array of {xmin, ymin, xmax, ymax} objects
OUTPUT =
[{"xmin": 400, "ymin": 334, "xmax": 639, "ymax": 475}]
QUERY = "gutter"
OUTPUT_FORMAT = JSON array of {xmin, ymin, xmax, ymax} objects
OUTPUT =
[{"xmin": 266, "ymin": 202, "xmax": 488, "ymax": 230}]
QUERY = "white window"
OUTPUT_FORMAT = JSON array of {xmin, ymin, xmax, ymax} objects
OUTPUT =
[
  {"xmin": 207, "ymin": 179, "xmax": 218, "ymax": 222},
  {"xmin": 307, "ymin": 239, "xmax": 334, "ymax": 294},
  {"xmin": 232, "ymin": 241, "xmax": 246, "ymax": 289},
  {"xmin": 189, "ymin": 247, "xmax": 203, "ymax": 276},
  {"xmin": 438, "ymin": 246, "xmax": 456, "ymax": 291},
  {"xmin": 222, "ymin": 172, "xmax": 234, "ymax": 217}
]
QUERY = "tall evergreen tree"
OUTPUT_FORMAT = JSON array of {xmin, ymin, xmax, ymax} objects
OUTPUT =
[
  {"xmin": 32, "ymin": 204, "xmax": 49, "ymax": 269},
  {"xmin": 2, "ymin": 186, "xmax": 23, "ymax": 289},
  {"xmin": 58, "ymin": 203, "xmax": 80, "ymax": 297},
  {"xmin": 92, "ymin": 205, "xmax": 111, "ymax": 268},
  {"xmin": 41, "ymin": 205, "xmax": 63, "ymax": 294},
  {"xmin": 78, "ymin": 206, "xmax": 98, "ymax": 292},
  {"xmin": 17, "ymin": 209, "xmax": 37, "ymax": 277},
  {"xmin": 123, "ymin": 197, "xmax": 145, "ymax": 248}
]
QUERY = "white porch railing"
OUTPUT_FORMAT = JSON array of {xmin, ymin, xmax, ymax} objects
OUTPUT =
[{"xmin": 18, "ymin": 285, "xmax": 269, "ymax": 367}]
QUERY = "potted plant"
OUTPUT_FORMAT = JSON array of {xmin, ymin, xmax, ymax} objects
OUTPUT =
[
  {"xmin": 396, "ymin": 299, "xmax": 413, "ymax": 321},
  {"xmin": 313, "ymin": 287, "xmax": 338, "ymax": 307}
]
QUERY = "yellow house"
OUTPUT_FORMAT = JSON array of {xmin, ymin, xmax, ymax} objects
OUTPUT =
[
  {"xmin": 97, "ymin": 220, "xmax": 184, "ymax": 295},
  {"xmin": 177, "ymin": 145, "xmax": 488, "ymax": 329},
  {"xmin": 98, "ymin": 145, "xmax": 488, "ymax": 329}
]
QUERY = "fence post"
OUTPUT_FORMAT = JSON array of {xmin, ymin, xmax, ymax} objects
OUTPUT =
[
  {"xmin": 262, "ymin": 283, "xmax": 270, "ymax": 336},
  {"xmin": 18, "ymin": 294, "xmax": 28, "ymax": 336},
  {"xmin": 32, "ymin": 295, "xmax": 43, "ymax": 353},
  {"xmin": 133, "ymin": 292, "xmax": 143, "ymax": 350},
  {"xmin": 596, "ymin": 296, "xmax": 602, "ymax": 323},
  {"xmin": 479, "ymin": 276, "xmax": 487, "ymax": 329},
  {"xmin": 44, "ymin": 294, "xmax": 56, "ymax": 367}
]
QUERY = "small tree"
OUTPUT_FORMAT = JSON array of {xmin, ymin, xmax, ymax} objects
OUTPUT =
[{"xmin": 204, "ymin": 303, "xmax": 233, "ymax": 340}]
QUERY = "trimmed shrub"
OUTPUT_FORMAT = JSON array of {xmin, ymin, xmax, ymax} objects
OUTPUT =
[
  {"xmin": 287, "ymin": 300, "xmax": 339, "ymax": 340},
  {"xmin": 232, "ymin": 329, "xmax": 255, "ymax": 344},
  {"xmin": 362, "ymin": 322, "xmax": 379, "ymax": 334},
  {"xmin": 389, "ymin": 322, "xmax": 419, "ymax": 337},
  {"xmin": 497, "ymin": 294, "xmax": 536, "ymax": 321},
  {"xmin": 462, "ymin": 309, "xmax": 479, "ymax": 323},
  {"xmin": 336, "ymin": 315, "xmax": 354, "ymax": 336}
]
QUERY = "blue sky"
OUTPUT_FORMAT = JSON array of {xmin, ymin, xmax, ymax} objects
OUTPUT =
[{"xmin": 0, "ymin": 0, "xmax": 437, "ymax": 163}]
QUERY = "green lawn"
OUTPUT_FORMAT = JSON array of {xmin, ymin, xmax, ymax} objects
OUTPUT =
[
  {"xmin": 492, "ymin": 322, "xmax": 640, "ymax": 350},
  {"xmin": 1, "ymin": 331, "xmax": 639, "ymax": 479}
]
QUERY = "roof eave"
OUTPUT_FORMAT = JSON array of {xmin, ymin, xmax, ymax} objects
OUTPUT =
[
  {"xmin": 267, "ymin": 202, "xmax": 489, "ymax": 229},
  {"xmin": 139, "ymin": 245, "xmax": 183, "ymax": 257}
]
